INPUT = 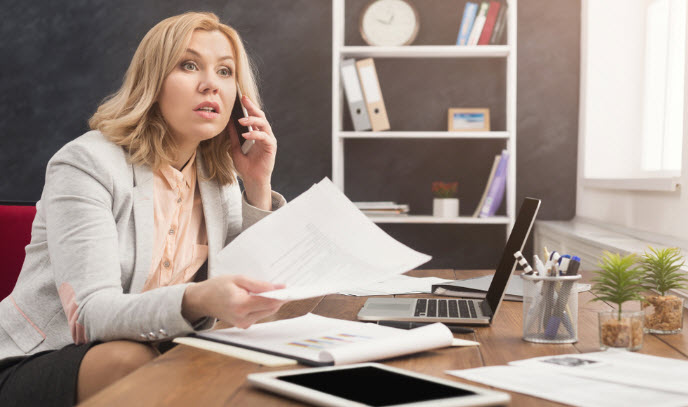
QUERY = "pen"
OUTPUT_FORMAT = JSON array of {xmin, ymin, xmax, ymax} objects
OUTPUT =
[
  {"xmin": 375, "ymin": 321, "xmax": 475, "ymax": 334},
  {"xmin": 546, "ymin": 255, "xmax": 582, "ymax": 338}
]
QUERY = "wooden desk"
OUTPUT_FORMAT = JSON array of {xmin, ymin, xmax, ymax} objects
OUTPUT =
[{"xmin": 82, "ymin": 270, "xmax": 688, "ymax": 406}]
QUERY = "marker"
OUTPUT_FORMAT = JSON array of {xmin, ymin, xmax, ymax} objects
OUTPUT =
[
  {"xmin": 514, "ymin": 251, "xmax": 534, "ymax": 274},
  {"xmin": 549, "ymin": 251, "xmax": 561, "ymax": 264},
  {"xmin": 544, "ymin": 251, "xmax": 556, "ymax": 268},
  {"xmin": 547, "ymin": 251, "xmax": 561, "ymax": 276},
  {"xmin": 546, "ymin": 255, "xmax": 582, "ymax": 338},
  {"xmin": 566, "ymin": 256, "xmax": 581, "ymax": 276},
  {"xmin": 533, "ymin": 255, "xmax": 546, "ymax": 275},
  {"xmin": 558, "ymin": 255, "xmax": 571, "ymax": 276}
]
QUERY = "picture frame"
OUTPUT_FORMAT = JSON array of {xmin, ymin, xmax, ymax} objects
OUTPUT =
[{"xmin": 448, "ymin": 108, "xmax": 490, "ymax": 131}]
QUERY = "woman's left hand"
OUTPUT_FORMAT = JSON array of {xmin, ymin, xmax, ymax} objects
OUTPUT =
[{"xmin": 228, "ymin": 95, "xmax": 276, "ymax": 209}]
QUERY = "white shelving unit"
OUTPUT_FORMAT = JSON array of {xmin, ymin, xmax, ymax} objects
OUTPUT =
[{"xmin": 332, "ymin": 0, "xmax": 517, "ymax": 236}]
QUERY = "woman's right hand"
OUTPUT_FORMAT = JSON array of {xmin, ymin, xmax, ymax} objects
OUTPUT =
[{"xmin": 182, "ymin": 275, "xmax": 286, "ymax": 329}]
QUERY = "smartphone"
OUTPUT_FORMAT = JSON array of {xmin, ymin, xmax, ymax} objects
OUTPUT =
[{"xmin": 231, "ymin": 86, "xmax": 254, "ymax": 154}]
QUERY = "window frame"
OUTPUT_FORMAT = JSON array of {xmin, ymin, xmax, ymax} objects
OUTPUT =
[{"xmin": 579, "ymin": 0, "xmax": 687, "ymax": 192}]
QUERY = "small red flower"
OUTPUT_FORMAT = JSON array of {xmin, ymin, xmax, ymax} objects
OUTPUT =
[{"xmin": 432, "ymin": 181, "xmax": 458, "ymax": 198}]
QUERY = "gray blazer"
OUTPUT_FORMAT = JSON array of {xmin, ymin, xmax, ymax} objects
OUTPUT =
[{"xmin": 0, "ymin": 131, "xmax": 285, "ymax": 360}]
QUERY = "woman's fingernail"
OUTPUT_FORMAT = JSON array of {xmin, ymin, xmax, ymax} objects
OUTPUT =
[{"xmin": 242, "ymin": 132, "xmax": 250, "ymax": 138}]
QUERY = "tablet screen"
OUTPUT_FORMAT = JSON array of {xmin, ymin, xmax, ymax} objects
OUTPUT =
[{"xmin": 277, "ymin": 365, "xmax": 476, "ymax": 406}]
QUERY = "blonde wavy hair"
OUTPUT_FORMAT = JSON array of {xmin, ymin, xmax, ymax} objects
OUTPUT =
[{"xmin": 89, "ymin": 11, "xmax": 261, "ymax": 185}]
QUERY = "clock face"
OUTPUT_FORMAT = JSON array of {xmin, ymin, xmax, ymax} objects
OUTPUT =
[{"xmin": 360, "ymin": 0, "xmax": 419, "ymax": 46}]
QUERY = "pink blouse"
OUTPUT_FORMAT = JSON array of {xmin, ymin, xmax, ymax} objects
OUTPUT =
[{"xmin": 142, "ymin": 152, "xmax": 208, "ymax": 292}]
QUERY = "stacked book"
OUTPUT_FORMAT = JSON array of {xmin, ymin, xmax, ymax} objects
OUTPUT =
[
  {"xmin": 456, "ymin": 0, "xmax": 508, "ymax": 46},
  {"xmin": 355, "ymin": 201, "xmax": 410, "ymax": 217}
]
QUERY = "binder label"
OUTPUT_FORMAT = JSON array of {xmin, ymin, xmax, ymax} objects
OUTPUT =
[
  {"xmin": 342, "ymin": 65, "xmax": 363, "ymax": 102},
  {"xmin": 359, "ymin": 66, "xmax": 382, "ymax": 103}
]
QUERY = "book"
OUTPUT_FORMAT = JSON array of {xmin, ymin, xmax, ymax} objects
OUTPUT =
[
  {"xmin": 478, "ymin": 1, "xmax": 502, "ymax": 45},
  {"xmin": 354, "ymin": 201, "xmax": 407, "ymax": 210},
  {"xmin": 196, "ymin": 313, "xmax": 454, "ymax": 366},
  {"xmin": 433, "ymin": 275, "xmax": 523, "ymax": 301},
  {"xmin": 489, "ymin": 0, "xmax": 508, "ymax": 45},
  {"xmin": 361, "ymin": 210, "xmax": 409, "ymax": 217},
  {"xmin": 432, "ymin": 275, "xmax": 591, "ymax": 302},
  {"xmin": 472, "ymin": 154, "xmax": 501, "ymax": 217},
  {"xmin": 340, "ymin": 59, "xmax": 372, "ymax": 131},
  {"xmin": 478, "ymin": 149, "xmax": 509, "ymax": 217},
  {"xmin": 467, "ymin": 1, "xmax": 490, "ymax": 46},
  {"xmin": 173, "ymin": 337, "xmax": 297, "ymax": 367},
  {"xmin": 456, "ymin": 2, "xmax": 479, "ymax": 46},
  {"xmin": 355, "ymin": 201, "xmax": 410, "ymax": 216}
]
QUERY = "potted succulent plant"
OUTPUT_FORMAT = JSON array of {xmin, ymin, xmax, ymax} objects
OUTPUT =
[
  {"xmin": 639, "ymin": 247, "xmax": 687, "ymax": 334},
  {"xmin": 432, "ymin": 181, "xmax": 459, "ymax": 217},
  {"xmin": 590, "ymin": 252, "xmax": 645, "ymax": 350}
]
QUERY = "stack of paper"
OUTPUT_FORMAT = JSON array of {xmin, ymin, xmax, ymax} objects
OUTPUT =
[
  {"xmin": 448, "ymin": 351, "xmax": 688, "ymax": 407},
  {"xmin": 216, "ymin": 178, "xmax": 431, "ymax": 301},
  {"xmin": 354, "ymin": 201, "xmax": 410, "ymax": 217}
]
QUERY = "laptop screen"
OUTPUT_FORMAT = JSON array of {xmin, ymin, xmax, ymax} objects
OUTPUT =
[{"xmin": 484, "ymin": 198, "xmax": 541, "ymax": 319}]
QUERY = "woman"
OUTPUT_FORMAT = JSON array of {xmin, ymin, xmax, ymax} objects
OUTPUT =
[{"xmin": 0, "ymin": 12, "xmax": 287, "ymax": 405}]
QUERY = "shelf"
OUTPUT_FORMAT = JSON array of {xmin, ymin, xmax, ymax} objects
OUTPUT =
[
  {"xmin": 332, "ymin": 0, "xmax": 518, "ymax": 239},
  {"xmin": 338, "ymin": 131, "xmax": 509, "ymax": 139},
  {"xmin": 367, "ymin": 216, "xmax": 511, "ymax": 224},
  {"xmin": 340, "ymin": 45, "xmax": 510, "ymax": 58}
]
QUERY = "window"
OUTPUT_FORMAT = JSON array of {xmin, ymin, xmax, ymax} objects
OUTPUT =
[{"xmin": 581, "ymin": 0, "xmax": 685, "ymax": 188}]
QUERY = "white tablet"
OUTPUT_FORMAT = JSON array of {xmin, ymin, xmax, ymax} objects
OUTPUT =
[{"xmin": 248, "ymin": 363, "xmax": 510, "ymax": 407}]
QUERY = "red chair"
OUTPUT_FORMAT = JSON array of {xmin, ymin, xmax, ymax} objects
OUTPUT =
[{"xmin": 0, "ymin": 201, "xmax": 36, "ymax": 300}]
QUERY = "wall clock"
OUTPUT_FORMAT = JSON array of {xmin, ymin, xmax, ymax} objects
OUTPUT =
[{"xmin": 359, "ymin": 0, "xmax": 420, "ymax": 46}]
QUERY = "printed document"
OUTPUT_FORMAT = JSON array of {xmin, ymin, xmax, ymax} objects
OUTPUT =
[
  {"xmin": 448, "ymin": 365, "xmax": 688, "ymax": 407},
  {"xmin": 216, "ymin": 178, "xmax": 431, "ymax": 300},
  {"xmin": 508, "ymin": 351, "xmax": 688, "ymax": 395},
  {"xmin": 448, "ymin": 350, "xmax": 688, "ymax": 407},
  {"xmin": 198, "ymin": 313, "xmax": 453, "ymax": 365}
]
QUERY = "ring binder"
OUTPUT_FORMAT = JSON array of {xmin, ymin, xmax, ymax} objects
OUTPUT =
[
  {"xmin": 355, "ymin": 58, "xmax": 390, "ymax": 132},
  {"xmin": 340, "ymin": 59, "xmax": 372, "ymax": 131}
]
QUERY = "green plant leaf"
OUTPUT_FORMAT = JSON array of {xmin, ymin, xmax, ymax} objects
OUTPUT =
[
  {"xmin": 590, "ymin": 252, "xmax": 645, "ymax": 311},
  {"xmin": 639, "ymin": 246, "xmax": 688, "ymax": 296}
]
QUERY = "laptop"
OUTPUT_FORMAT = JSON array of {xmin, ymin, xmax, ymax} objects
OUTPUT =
[{"xmin": 357, "ymin": 197, "xmax": 541, "ymax": 326}]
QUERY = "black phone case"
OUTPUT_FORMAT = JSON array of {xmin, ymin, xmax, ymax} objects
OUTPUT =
[{"xmin": 231, "ymin": 98, "xmax": 250, "ymax": 146}]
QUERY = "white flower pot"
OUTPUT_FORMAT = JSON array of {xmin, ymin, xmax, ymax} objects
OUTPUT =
[{"xmin": 433, "ymin": 198, "xmax": 459, "ymax": 217}]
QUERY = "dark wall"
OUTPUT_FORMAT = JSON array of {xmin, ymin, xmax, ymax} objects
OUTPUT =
[{"xmin": 0, "ymin": 0, "xmax": 579, "ymax": 269}]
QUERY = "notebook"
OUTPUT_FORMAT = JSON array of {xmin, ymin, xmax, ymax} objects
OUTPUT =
[
  {"xmin": 431, "ymin": 274, "xmax": 591, "ymax": 302},
  {"xmin": 357, "ymin": 197, "xmax": 541, "ymax": 326}
]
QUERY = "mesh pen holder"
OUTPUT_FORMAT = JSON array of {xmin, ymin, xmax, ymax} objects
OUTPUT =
[{"xmin": 522, "ymin": 273, "xmax": 582, "ymax": 344}]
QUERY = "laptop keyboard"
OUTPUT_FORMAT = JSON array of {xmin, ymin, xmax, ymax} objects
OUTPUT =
[{"xmin": 414, "ymin": 299, "xmax": 478, "ymax": 319}]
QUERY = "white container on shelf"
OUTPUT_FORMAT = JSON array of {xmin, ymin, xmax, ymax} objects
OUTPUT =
[{"xmin": 432, "ymin": 198, "xmax": 459, "ymax": 217}]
